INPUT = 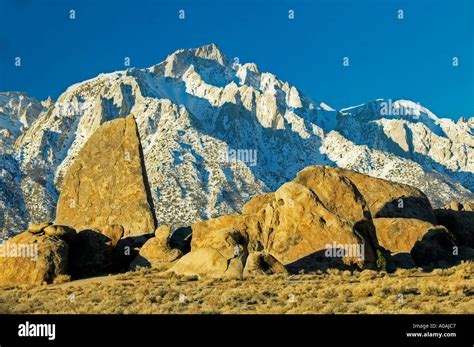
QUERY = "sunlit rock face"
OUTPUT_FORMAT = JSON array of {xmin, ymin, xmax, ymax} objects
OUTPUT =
[{"xmin": 55, "ymin": 115, "xmax": 156, "ymax": 237}]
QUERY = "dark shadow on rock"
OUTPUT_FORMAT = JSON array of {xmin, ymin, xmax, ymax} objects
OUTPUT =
[
  {"xmin": 410, "ymin": 227, "xmax": 458, "ymax": 270},
  {"xmin": 69, "ymin": 230, "xmax": 153, "ymax": 278},
  {"xmin": 434, "ymin": 209, "xmax": 474, "ymax": 248},
  {"xmin": 133, "ymin": 114, "xmax": 158, "ymax": 230},
  {"xmin": 385, "ymin": 252, "xmax": 417, "ymax": 271},
  {"xmin": 69, "ymin": 229, "xmax": 113, "ymax": 279},
  {"xmin": 169, "ymin": 226, "xmax": 192, "ymax": 254},
  {"xmin": 285, "ymin": 249, "xmax": 362, "ymax": 274},
  {"xmin": 353, "ymin": 219, "xmax": 379, "ymax": 270},
  {"xmin": 376, "ymin": 196, "xmax": 436, "ymax": 223},
  {"xmin": 128, "ymin": 255, "xmax": 152, "ymax": 270},
  {"xmin": 113, "ymin": 234, "xmax": 153, "ymax": 272}
]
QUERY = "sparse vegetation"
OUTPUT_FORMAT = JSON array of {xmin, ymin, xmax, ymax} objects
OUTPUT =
[
  {"xmin": 376, "ymin": 249, "xmax": 388, "ymax": 271},
  {"xmin": 0, "ymin": 262, "xmax": 472, "ymax": 314}
]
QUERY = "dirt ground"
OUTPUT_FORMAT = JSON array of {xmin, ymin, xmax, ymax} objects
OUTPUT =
[{"xmin": 0, "ymin": 262, "xmax": 472, "ymax": 314}]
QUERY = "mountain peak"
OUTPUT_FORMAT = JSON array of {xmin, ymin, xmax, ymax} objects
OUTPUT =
[
  {"xmin": 151, "ymin": 43, "xmax": 229, "ymax": 79},
  {"xmin": 192, "ymin": 43, "xmax": 227, "ymax": 66}
]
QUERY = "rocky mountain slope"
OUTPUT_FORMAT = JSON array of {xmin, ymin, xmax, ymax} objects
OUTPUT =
[
  {"xmin": 0, "ymin": 43, "xmax": 473, "ymax": 238},
  {"xmin": 0, "ymin": 92, "xmax": 46, "ymax": 237}
]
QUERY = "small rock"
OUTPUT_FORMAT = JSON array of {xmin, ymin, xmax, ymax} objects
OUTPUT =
[
  {"xmin": 129, "ymin": 225, "xmax": 182, "ymax": 271},
  {"xmin": 243, "ymin": 252, "xmax": 287, "ymax": 277},
  {"xmin": 28, "ymin": 222, "xmax": 51, "ymax": 234},
  {"xmin": 443, "ymin": 201, "xmax": 464, "ymax": 211},
  {"xmin": 101, "ymin": 225, "xmax": 124, "ymax": 247},
  {"xmin": 44, "ymin": 225, "xmax": 77, "ymax": 243},
  {"xmin": 155, "ymin": 225, "xmax": 171, "ymax": 238}
]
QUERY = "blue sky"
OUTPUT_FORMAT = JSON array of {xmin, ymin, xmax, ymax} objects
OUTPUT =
[{"xmin": 0, "ymin": 0, "xmax": 472, "ymax": 119}]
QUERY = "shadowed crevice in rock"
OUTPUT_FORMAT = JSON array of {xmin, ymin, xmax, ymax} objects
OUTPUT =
[
  {"xmin": 285, "ymin": 249, "xmax": 356, "ymax": 274},
  {"xmin": 434, "ymin": 209, "xmax": 474, "ymax": 247},
  {"xmin": 169, "ymin": 226, "xmax": 192, "ymax": 254},
  {"xmin": 376, "ymin": 196, "xmax": 436, "ymax": 224},
  {"xmin": 113, "ymin": 234, "xmax": 152, "ymax": 272},
  {"xmin": 69, "ymin": 229, "xmax": 112, "ymax": 279},
  {"xmin": 410, "ymin": 227, "xmax": 459, "ymax": 270},
  {"xmin": 352, "ymin": 219, "xmax": 379, "ymax": 270},
  {"xmin": 133, "ymin": 115, "xmax": 158, "ymax": 229}
]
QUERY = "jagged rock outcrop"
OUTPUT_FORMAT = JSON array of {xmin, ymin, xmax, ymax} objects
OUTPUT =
[
  {"xmin": 0, "ymin": 231, "xmax": 69, "ymax": 286},
  {"xmin": 0, "ymin": 92, "xmax": 44, "ymax": 155},
  {"xmin": 55, "ymin": 115, "xmax": 156, "ymax": 237}
]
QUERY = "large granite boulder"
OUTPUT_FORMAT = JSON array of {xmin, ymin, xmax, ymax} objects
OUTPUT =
[
  {"xmin": 171, "ymin": 216, "xmax": 249, "ymax": 278},
  {"xmin": 373, "ymin": 218, "xmax": 462, "ymax": 269},
  {"xmin": 251, "ymin": 179, "xmax": 377, "ymax": 271},
  {"xmin": 338, "ymin": 168, "xmax": 436, "ymax": 223},
  {"xmin": 55, "ymin": 115, "xmax": 156, "ymax": 237},
  {"xmin": 171, "ymin": 247, "xmax": 247, "ymax": 279},
  {"xmin": 0, "ymin": 231, "xmax": 69, "ymax": 286},
  {"xmin": 169, "ymin": 166, "xmax": 455, "ymax": 278},
  {"xmin": 373, "ymin": 218, "xmax": 436, "ymax": 253},
  {"xmin": 171, "ymin": 166, "xmax": 388, "ymax": 277}
]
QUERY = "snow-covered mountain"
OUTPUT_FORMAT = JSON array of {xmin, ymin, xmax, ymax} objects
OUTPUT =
[
  {"xmin": 0, "ymin": 92, "xmax": 46, "ymax": 237},
  {"xmin": 1, "ymin": 43, "xmax": 473, "ymax": 239},
  {"xmin": 0, "ymin": 92, "xmax": 45, "ymax": 154}
]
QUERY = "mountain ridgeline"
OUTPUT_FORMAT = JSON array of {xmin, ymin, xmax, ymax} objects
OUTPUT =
[{"xmin": 0, "ymin": 43, "xmax": 473, "ymax": 239}]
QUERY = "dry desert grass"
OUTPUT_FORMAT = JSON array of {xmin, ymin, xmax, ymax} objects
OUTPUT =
[{"xmin": 0, "ymin": 262, "xmax": 472, "ymax": 314}]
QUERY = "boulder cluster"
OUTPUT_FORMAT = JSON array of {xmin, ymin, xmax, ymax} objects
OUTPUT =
[
  {"xmin": 163, "ymin": 166, "xmax": 473, "ymax": 278},
  {"xmin": 0, "ymin": 116, "xmax": 472, "ymax": 286}
]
